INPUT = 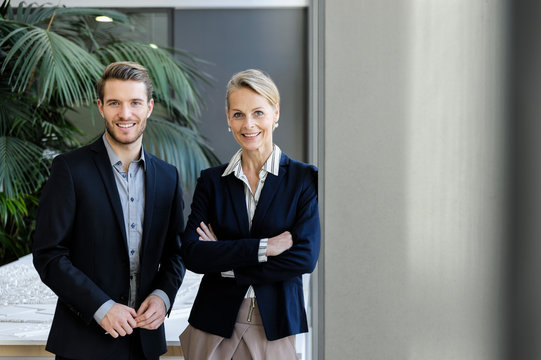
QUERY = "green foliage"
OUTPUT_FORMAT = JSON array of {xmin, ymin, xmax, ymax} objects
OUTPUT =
[{"xmin": 0, "ymin": 0, "xmax": 219, "ymax": 265}]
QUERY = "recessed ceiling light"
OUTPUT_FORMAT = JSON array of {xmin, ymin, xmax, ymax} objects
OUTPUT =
[{"xmin": 95, "ymin": 16, "xmax": 113, "ymax": 23}]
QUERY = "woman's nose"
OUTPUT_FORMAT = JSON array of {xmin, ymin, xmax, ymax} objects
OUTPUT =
[{"xmin": 244, "ymin": 115, "xmax": 256, "ymax": 127}]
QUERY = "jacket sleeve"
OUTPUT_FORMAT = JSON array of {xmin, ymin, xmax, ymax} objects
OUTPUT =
[
  {"xmin": 152, "ymin": 168, "xmax": 185, "ymax": 312},
  {"xmin": 233, "ymin": 167, "xmax": 320, "ymax": 285},
  {"xmin": 180, "ymin": 172, "xmax": 261, "ymax": 274},
  {"xmin": 32, "ymin": 156, "xmax": 110, "ymax": 325}
]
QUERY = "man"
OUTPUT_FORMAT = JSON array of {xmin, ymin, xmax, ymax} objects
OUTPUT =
[{"xmin": 32, "ymin": 61, "xmax": 185, "ymax": 360}]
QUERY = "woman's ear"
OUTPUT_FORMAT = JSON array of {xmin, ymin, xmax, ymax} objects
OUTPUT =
[{"xmin": 226, "ymin": 107, "xmax": 231, "ymax": 127}]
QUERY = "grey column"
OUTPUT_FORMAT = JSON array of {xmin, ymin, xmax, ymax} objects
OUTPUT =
[{"xmin": 322, "ymin": 0, "xmax": 509, "ymax": 359}]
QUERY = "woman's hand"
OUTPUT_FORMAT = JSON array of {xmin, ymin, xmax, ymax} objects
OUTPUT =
[
  {"xmin": 196, "ymin": 223, "xmax": 292, "ymax": 257},
  {"xmin": 197, "ymin": 222, "xmax": 217, "ymax": 241},
  {"xmin": 267, "ymin": 231, "xmax": 293, "ymax": 256}
]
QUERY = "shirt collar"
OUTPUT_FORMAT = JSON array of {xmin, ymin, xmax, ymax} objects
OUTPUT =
[
  {"xmin": 102, "ymin": 133, "xmax": 146, "ymax": 171},
  {"xmin": 222, "ymin": 145, "xmax": 281, "ymax": 177}
]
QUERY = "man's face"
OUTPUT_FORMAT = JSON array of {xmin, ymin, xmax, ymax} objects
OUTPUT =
[{"xmin": 97, "ymin": 79, "xmax": 153, "ymax": 147}]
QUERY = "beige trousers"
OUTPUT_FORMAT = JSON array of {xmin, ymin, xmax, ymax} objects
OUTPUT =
[{"xmin": 180, "ymin": 299, "xmax": 297, "ymax": 360}]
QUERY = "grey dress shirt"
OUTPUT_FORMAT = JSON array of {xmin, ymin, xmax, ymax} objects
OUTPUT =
[{"xmin": 93, "ymin": 134, "xmax": 169, "ymax": 324}]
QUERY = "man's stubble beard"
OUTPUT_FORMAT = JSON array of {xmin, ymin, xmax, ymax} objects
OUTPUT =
[{"xmin": 104, "ymin": 120, "xmax": 146, "ymax": 146}]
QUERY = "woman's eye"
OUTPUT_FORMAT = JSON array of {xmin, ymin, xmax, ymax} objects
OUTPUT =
[
  {"xmin": 233, "ymin": 112, "xmax": 243, "ymax": 118},
  {"xmin": 255, "ymin": 111, "xmax": 264, "ymax": 117}
]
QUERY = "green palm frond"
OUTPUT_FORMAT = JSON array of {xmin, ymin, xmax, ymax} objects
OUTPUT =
[
  {"xmin": 1, "ymin": 1, "xmax": 128, "ymax": 26},
  {"xmin": 0, "ymin": 0, "xmax": 9, "ymax": 16},
  {"xmin": 51, "ymin": 16, "xmax": 113, "ymax": 51},
  {"xmin": 1, "ymin": 26, "xmax": 103, "ymax": 106},
  {"xmin": 0, "ymin": 225, "xmax": 29, "ymax": 257},
  {"xmin": 1, "ymin": 106, "xmax": 36, "ymax": 138},
  {"xmin": 95, "ymin": 42, "xmax": 207, "ymax": 119},
  {"xmin": 3, "ymin": 1, "xmax": 52, "ymax": 25},
  {"xmin": 47, "ymin": 9, "xmax": 131, "ymax": 51},
  {"xmin": 144, "ymin": 117, "xmax": 220, "ymax": 188},
  {"xmin": 52, "ymin": 7, "xmax": 128, "ymax": 23},
  {"xmin": 0, "ymin": 0, "xmax": 216, "ymax": 264},
  {"xmin": 0, "ymin": 85, "xmax": 34, "ymax": 136},
  {"xmin": 0, "ymin": 136, "xmax": 48, "ymax": 198},
  {"xmin": 0, "ymin": 192, "xmax": 34, "ymax": 225},
  {"xmin": 0, "ymin": 192, "xmax": 36, "ymax": 259},
  {"xmin": 152, "ymin": 98, "xmax": 201, "ymax": 130}
]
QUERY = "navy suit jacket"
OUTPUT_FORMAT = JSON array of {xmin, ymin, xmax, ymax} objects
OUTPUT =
[
  {"xmin": 181, "ymin": 152, "xmax": 320, "ymax": 341},
  {"xmin": 32, "ymin": 137, "xmax": 185, "ymax": 359}
]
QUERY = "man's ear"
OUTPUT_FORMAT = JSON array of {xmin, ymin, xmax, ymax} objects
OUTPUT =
[
  {"xmin": 97, "ymin": 99, "xmax": 104, "ymax": 117},
  {"xmin": 147, "ymin": 98, "xmax": 154, "ymax": 117}
]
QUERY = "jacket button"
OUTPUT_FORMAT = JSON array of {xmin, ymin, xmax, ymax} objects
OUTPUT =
[{"xmin": 120, "ymin": 295, "xmax": 127, "ymax": 301}]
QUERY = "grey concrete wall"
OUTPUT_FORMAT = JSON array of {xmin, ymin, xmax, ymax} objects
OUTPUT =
[
  {"xmin": 323, "ymin": 0, "xmax": 508, "ymax": 359},
  {"xmin": 173, "ymin": 9, "xmax": 308, "ymax": 164},
  {"xmin": 324, "ymin": 1, "xmax": 409, "ymax": 358}
]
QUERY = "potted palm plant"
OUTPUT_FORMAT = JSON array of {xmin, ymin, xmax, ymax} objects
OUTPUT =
[{"xmin": 0, "ymin": 0, "xmax": 218, "ymax": 265}]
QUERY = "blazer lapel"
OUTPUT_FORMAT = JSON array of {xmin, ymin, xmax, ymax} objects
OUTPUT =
[
  {"xmin": 91, "ymin": 138, "xmax": 128, "ymax": 247},
  {"xmin": 251, "ymin": 153, "xmax": 289, "ymax": 232},
  {"xmin": 141, "ymin": 152, "xmax": 156, "ymax": 257},
  {"xmin": 224, "ymin": 174, "xmax": 250, "ymax": 235}
]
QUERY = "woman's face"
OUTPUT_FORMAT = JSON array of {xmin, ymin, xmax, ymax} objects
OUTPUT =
[{"xmin": 227, "ymin": 87, "xmax": 279, "ymax": 154}]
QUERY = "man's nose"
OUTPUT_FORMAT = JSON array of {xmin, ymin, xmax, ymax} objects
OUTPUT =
[{"xmin": 119, "ymin": 104, "xmax": 130, "ymax": 119}]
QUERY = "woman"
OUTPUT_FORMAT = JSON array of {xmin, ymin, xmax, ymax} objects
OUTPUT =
[{"xmin": 180, "ymin": 69, "xmax": 320, "ymax": 359}]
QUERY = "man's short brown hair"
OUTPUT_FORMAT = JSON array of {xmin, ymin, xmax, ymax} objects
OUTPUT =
[{"xmin": 97, "ymin": 61, "xmax": 153, "ymax": 102}]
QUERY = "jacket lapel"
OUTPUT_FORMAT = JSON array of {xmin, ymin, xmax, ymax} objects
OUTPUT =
[
  {"xmin": 141, "ymin": 151, "xmax": 156, "ymax": 258},
  {"xmin": 251, "ymin": 153, "xmax": 289, "ymax": 232},
  {"xmin": 224, "ymin": 174, "xmax": 250, "ymax": 235},
  {"xmin": 91, "ymin": 138, "xmax": 128, "ymax": 248}
]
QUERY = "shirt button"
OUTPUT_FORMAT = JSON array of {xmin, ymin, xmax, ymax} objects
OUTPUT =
[
  {"xmin": 131, "ymin": 223, "xmax": 135, "ymax": 229},
  {"xmin": 130, "ymin": 250, "xmax": 135, "ymax": 255},
  {"xmin": 130, "ymin": 197, "xmax": 135, "ymax": 202}
]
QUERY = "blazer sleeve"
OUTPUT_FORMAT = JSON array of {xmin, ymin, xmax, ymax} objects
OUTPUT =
[
  {"xmin": 180, "ymin": 172, "xmax": 261, "ymax": 274},
  {"xmin": 152, "ymin": 168, "xmax": 185, "ymax": 310},
  {"xmin": 233, "ymin": 166, "xmax": 321, "ymax": 285},
  {"xmin": 32, "ymin": 156, "xmax": 110, "ymax": 324}
]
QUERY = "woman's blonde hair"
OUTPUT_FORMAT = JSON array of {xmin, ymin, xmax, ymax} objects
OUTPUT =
[{"xmin": 225, "ymin": 69, "xmax": 280, "ymax": 109}]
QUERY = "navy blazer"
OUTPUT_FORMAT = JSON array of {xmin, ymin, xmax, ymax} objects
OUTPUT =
[
  {"xmin": 181, "ymin": 152, "xmax": 320, "ymax": 341},
  {"xmin": 32, "ymin": 137, "xmax": 185, "ymax": 359}
]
